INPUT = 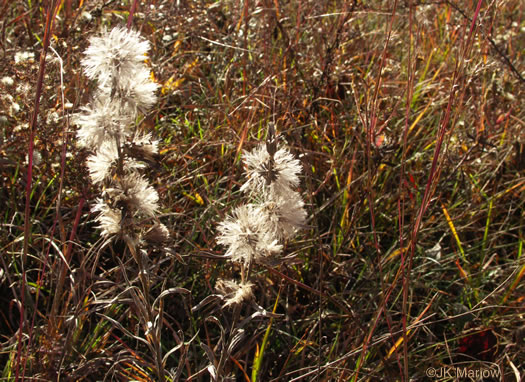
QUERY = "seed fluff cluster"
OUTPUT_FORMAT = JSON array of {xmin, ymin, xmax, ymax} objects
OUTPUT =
[
  {"xmin": 216, "ymin": 124, "xmax": 307, "ymax": 306},
  {"xmin": 74, "ymin": 26, "xmax": 168, "ymax": 248}
]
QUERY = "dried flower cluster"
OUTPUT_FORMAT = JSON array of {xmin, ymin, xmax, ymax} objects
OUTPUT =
[
  {"xmin": 74, "ymin": 26, "xmax": 167, "ymax": 248},
  {"xmin": 216, "ymin": 124, "xmax": 307, "ymax": 306}
]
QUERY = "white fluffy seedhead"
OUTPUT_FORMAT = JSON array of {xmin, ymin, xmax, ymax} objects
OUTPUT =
[
  {"xmin": 104, "ymin": 173, "xmax": 160, "ymax": 219},
  {"xmin": 215, "ymin": 126, "xmax": 309, "ymax": 306},
  {"xmin": 74, "ymin": 96, "xmax": 133, "ymax": 150},
  {"xmin": 217, "ymin": 204, "xmax": 283, "ymax": 265},
  {"xmin": 81, "ymin": 26, "xmax": 151, "ymax": 88},
  {"xmin": 240, "ymin": 143, "xmax": 302, "ymax": 198},
  {"xmin": 260, "ymin": 189, "xmax": 307, "ymax": 241},
  {"xmin": 75, "ymin": 26, "xmax": 164, "ymax": 246},
  {"xmin": 92, "ymin": 199, "xmax": 122, "ymax": 238},
  {"xmin": 218, "ymin": 126, "xmax": 307, "ymax": 266},
  {"xmin": 215, "ymin": 279, "xmax": 254, "ymax": 308},
  {"xmin": 92, "ymin": 173, "xmax": 160, "ymax": 242},
  {"xmin": 112, "ymin": 66, "xmax": 159, "ymax": 112},
  {"xmin": 86, "ymin": 140, "xmax": 146, "ymax": 184}
]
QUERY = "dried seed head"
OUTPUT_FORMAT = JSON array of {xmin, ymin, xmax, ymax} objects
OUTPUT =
[
  {"xmin": 261, "ymin": 190, "xmax": 307, "ymax": 240},
  {"xmin": 92, "ymin": 199, "xmax": 122, "ymax": 237},
  {"xmin": 215, "ymin": 279, "xmax": 254, "ymax": 307},
  {"xmin": 74, "ymin": 96, "xmax": 133, "ymax": 150},
  {"xmin": 81, "ymin": 26, "xmax": 151, "ymax": 88},
  {"xmin": 240, "ymin": 142, "xmax": 302, "ymax": 197},
  {"xmin": 144, "ymin": 223, "xmax": 170, "ymax": 244},
  {"xmin": 217, "ymin": 204, "xmax": 282, "ymax": 264},
  {"xmin": 104, "ymin": 173, "xmax": 159, "ymax": 218}
]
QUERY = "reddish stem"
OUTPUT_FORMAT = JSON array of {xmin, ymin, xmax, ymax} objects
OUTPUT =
[
  {"xmin": 126, "ymin": 0, "xmax": 139, "ymax": 30},
  {"xmin": 17, "ymin": 1, "xmax": 59, "ymax": 380}
]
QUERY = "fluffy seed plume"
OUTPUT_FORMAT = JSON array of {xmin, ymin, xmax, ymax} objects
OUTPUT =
[
  {"xmin": 92, "ymin": 199, "xmax": 122, "ymax": 238},
  {"xmin": 261, "ymin": 190, "xmax": 307, "ymax": 241},
  {"xmin": 215, "ymin": 279, "xmax": 254, "ymax": 308},
  {"xmin": 240, "ymin": 143, "xmax": 302, "ymax": 197},
  {"xmin": 217, "ymin": 204, "xmax": 282, "ymax": 265},
  {"xmin": 74, "ymin": 97, "xmax": 133, "ymax": 150},
  {"xmin": 104, "ymin": 173, "xmax": 160, "ymax": 218},
  {"xmin": 81, "ymin": 26, "xmax": 151, "ymax": 87},
  {"xmin": 75, "ymin": 26, "xmax": 164, "ymax": 246},
  {"xmin": 215, "ymin": 125, "xmax": 308, "ymax": 307},
  {"xmin": 86, "ymin": 140, "xmax": 145, "ymax": 184}
]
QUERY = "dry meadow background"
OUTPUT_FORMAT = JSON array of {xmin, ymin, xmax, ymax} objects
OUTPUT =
[{"xmin": 0, "ymin": 0, "xmax": 524, "ymax": 380}]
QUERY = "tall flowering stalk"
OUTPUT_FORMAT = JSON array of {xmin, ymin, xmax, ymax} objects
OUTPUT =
[
  {"xmin": 74, "ymin": 26, "xmax": 167, "ymax": 249},
  {"xmin": 207, "ymin": 125, "xmax": 307, "ymax": 380},
  {"xmin": 73, "ymin": 26, "xmax": 168, "ymax": 381},
  {"xmin": 216, "ymin": 124, "xmax": 307, "ymax": 307}
]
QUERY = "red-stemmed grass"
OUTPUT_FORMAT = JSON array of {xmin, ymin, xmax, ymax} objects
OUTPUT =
[
  {"xmin": 398, "ymin": 1, "xmax": 416, "ymax": 379},
  {"xmin": 353, "ymin": 1, "xmax": 402, "ymax": 380},
  {"xmin": 401, "ymin": 1, "xmax": 485, "ymax": 379},
  {"xmin": 18, "ymin": 0, "xmax": 60, "ymax": 380}
]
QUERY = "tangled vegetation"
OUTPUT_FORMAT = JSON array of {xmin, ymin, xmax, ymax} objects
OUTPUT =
[{"xmin": 0, "ymin": 0, "xmax": 523, "ymax": 380}]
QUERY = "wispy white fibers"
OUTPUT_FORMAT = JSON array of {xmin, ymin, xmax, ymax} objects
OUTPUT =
[
  {"xmin": 260, "ymin": 189, "xmax": 307, "ymax": 241},
  {"xmin": 131, "ymin": 131, "xmax": 159, "ymax": 152},
  {"xmin": 74, "ymin": 97, "xmax": 133, "ymax": 150},
  {"xmin": 92, "ymin": 199, "xmax": 122, "ymax": 237},
  {"xmin": 216, "ymin": 126, "xmax": 307, "ymax": 307},
  {"xmin": 86, "ymin": 132, "xmax": 160, "ymax": 185},
  {"xmin": 114, "ymin": 66, "xmax": 159, "ymax": 112},
  {"xmin": 215, "ymin": 279, "xmax": 254, "ymax": 307},
  {"xmin": 75, "ymin": 26, "xmax": 164, "ymax": 244},
  {"xmin": 104, "ymin": 173, "xmax": 160, "ymax": 218},
  {"xmin": 240, "ymin": 143, "xmax": 302, "ymax": 198},
  {"xmin": 128, "ymin": 131, "xmax": 159, "ymax": 164},
  {"xmin": 81, "ymin": 27, "xmax": 158, "ymax": 114},
  {"xmin": 86, "ymin": 140, "xmax": 119, "ymax": 184},
  {"xmin": 239, "ymin": 136, "xmax": 307, "ymax": 240},
  {"xmin": 86, "ymin": 140, "xmax": 145, "ymax": 184},
  {"xmin": 81, "ymin": 26, "xmax": 151, "ymax": 87},
  {"xmin": 217, "ymin": 204, "xmax": 282, "ymax": 265}
]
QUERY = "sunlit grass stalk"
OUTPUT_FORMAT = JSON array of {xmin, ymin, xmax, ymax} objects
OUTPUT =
[{"xmin": 251, "ymin": 287, "xmax": 281, "ymax": 382}]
